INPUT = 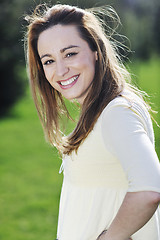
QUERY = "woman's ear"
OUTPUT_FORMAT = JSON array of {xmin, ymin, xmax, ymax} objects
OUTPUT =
[{"xmin": 95, "ymin": 51, "xmax": 98, "ymax": 61}]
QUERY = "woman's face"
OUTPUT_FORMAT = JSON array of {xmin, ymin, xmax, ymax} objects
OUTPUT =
[{"xmin": 37, "ymin": 24, "xmax": 97, "ymax": 104}]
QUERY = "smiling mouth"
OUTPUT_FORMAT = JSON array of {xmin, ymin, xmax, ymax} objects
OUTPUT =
[{"xmin": 59, "ymin": 75, "xmax": 79, "ymax": 86}]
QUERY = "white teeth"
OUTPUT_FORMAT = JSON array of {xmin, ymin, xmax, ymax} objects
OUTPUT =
[{"xmin": 60, "ymin": 76, "xmax": 78, "ymax": 86}]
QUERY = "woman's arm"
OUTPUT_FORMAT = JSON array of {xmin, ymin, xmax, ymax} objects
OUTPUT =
[
  {"xmin": 100, "ymin": 102, "xmax": 160, "ymax": 239},
  {"xmin": 98, "ymin": 191, "xmax": 160, "ymax": 240}
]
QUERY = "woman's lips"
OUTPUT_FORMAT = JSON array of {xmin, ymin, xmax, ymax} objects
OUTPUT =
[{"xmin": 58, "ymin": 75, "xmax": 79, "ymax": 89}]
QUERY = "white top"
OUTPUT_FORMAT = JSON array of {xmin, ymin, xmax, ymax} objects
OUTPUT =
[{"xmin": 57, "ymin": 91, "xmax": 160, "ymax": 240}]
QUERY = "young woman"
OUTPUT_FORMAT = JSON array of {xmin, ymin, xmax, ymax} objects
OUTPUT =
[{"xmin": 25, "ymin": 3, "xmax": 160, "ymax": 240}]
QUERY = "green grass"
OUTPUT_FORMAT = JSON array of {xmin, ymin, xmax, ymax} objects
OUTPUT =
[
  {"xmin": 0, "ymin": 57, "xmax": 160, "ymax": 240},
  {"xmin": 0, "ymin": 95, "xmax": 63, "ymax": 239}
]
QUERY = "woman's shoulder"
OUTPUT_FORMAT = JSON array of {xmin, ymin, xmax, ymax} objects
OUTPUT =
[
  {"xmin": 100, "ymin": 89, "xmax": 154, "ymax": 144},
  {"xmin": 102, "ymin": 89, "xmax": 149, "ymax": 118}
]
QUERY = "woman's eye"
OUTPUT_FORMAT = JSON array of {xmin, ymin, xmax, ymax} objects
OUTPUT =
[
  {"xmin": 65, "ymin": 52, "xmax": 78, "ymax": 58},
  {"xmin": 44, "ymin": 59, "xmax": 54, "ymax": 65}
]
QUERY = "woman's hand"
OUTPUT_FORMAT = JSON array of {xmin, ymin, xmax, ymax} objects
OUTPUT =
[
  {"xmin": 97, "ymin": 234, "xmax": 132, "ymax": 240},
  {"xmin": 96, "ymin": 230, "xmax": 132, "ymax": 240},
  {"xmin": 97, "ymin": 191, "xmax": 160, "ymax": 240}
]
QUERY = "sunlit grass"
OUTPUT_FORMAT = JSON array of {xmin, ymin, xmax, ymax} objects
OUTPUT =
[
  {"xmin": 0, "ymin": 57, "xmax": 160, "ymax": 239},
  {"xmin": 0, "ymin": 95, "xmax": 63, "ymax": 239}
]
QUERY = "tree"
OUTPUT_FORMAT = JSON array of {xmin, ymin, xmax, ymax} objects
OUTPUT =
[{"xmin": 0, "ymin": 0, "xmax": 28, "ymax": 117}]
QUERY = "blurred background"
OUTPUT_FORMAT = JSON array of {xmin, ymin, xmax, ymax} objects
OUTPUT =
[{"xmin": 0, "ymin": 0, "xmax": 160, "ymax": 239}]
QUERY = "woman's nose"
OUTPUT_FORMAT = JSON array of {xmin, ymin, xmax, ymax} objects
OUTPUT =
[{"xmin": 55, "ymin": 60, "xmax": 69, "ymax": 77}]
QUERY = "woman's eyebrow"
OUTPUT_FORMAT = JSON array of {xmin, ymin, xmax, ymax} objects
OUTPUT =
[
  {"xmin": 40, "ymin": 45, "xmax": 80, "ymax": 60},
  {"xmin": 40, "ymin": 54, "xmax": 52, "ymax": 60},
  {"xmin": 60, "ymin": 45, "xmax": 80, "ymax": 53}
]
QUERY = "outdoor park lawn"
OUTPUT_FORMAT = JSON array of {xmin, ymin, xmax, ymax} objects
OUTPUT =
[{"xmin": 0, "ymin": 57, "xmax": 160, "ymax": 240}]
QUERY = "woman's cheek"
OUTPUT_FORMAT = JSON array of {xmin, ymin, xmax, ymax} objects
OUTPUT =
[{"xmin": 44, "ymin": 68, "xmax": 53, "ymax": 82}]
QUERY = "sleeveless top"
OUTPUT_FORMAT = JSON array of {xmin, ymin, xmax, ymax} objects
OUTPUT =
[{"xmin": 57, "ymin": 91, "xmax": 160, "ymax": 240}]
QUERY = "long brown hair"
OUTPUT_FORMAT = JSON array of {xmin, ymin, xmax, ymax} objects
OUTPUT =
[{"xmin": 24, "ymin": 4, "xmax": 138, "ymax": 155}]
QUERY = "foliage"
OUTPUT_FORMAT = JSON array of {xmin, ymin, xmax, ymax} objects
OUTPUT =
[{"xmin": 0, "ymin": 0, "xmax": 26, "ymax": 116}]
